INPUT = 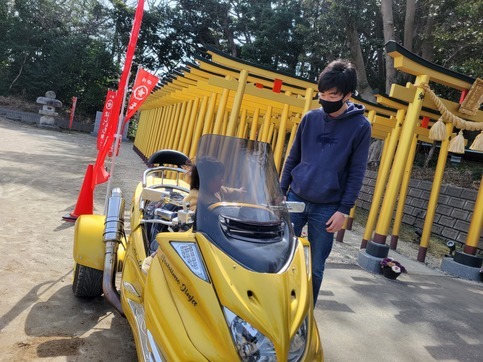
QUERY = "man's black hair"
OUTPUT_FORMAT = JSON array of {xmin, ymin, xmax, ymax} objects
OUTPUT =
[{"xmin": 317, "ymin": 60, "xmax": 358, "ymax": 95}]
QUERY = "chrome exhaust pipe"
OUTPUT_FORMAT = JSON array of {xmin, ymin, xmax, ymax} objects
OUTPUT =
[{"xmin": 103, "ymin": 188, "xmax": 125, "ymax": 316}]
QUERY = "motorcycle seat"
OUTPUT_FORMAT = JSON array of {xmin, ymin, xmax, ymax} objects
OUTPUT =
[{"xmin": 147, "ymin": 149, "xmax": 188, "ymax": 167}]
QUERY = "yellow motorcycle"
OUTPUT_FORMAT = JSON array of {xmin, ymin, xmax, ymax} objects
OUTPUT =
[{"xmin": 72, "ymin": 134, "xmax": 323, "ymax": 361}]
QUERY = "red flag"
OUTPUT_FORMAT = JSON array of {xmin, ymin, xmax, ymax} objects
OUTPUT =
[
  {"xmin": 125, "ymin": 68, "xmax": 159, "ymax": 122},
  {"xmin": 97, "ymin": 90, "xmax": 117, "ymax": 150},
  {"xmin": 92, "ymin": 0, "xmax": 145, "ymax": 187}
]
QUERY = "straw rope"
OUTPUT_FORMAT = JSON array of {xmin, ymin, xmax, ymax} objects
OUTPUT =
[{"xmin": 421, "ymin": 83, "xmax": 483, "ymax": 131}]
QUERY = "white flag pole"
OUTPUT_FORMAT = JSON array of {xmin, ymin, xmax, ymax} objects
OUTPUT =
[{"xmin": 103, "ymin": 72, "xmax": 132, "ymax": 214}]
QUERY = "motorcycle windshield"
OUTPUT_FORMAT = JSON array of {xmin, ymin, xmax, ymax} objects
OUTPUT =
[{"xmin": 195, "ymin": 134, "xmax": 296, "ymax": 273}]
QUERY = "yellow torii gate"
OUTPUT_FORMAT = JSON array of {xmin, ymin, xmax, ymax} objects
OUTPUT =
[
  {"xmin": 374, "ymin": 94, "xmax": 438, "ymax": 251},
  {"xmin": 135, "ymin": 41, "xmax": 481, "ymax": 278},
  {"xmin": 136, "ymin": 47, "xmax": 322, "ymax": 173},
  {"xmin": 335, "ymin": 98, "xmax": 397, "ymax": 242},
  {"xmin": 359, "ymin": 41, "xmax": 482, "ymax": 278}
]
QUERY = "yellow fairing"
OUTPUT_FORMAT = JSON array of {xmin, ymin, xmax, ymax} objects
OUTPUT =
[
  {"xmin": 140, "ymin": 231, "xmax": 322, "ymax": 361},
  {"xmin": 119, "ymin": 225, "xmax": 150, "ymax": 362},
  {"xmin": 143, "ymin": 232, "xmax": 238, "ymax": 361},
  {"xmin": 130, "ymin": 183, "xmax": 145, "ymax": 229},
  {"xmin": 121, "ymin": 226, "xmax": 148, "ymax": 298},
  {"xmin": 199, "ymin": 234, "xmax": 321, "ymax": 361},
  {"xmin": 73, "ymin": 214, "xmax": 105, "ymax": 270}
]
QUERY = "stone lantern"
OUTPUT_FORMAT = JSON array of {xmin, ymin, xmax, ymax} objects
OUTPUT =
[{"xmin": 37, "ymin": 91, "xmax": 62, "ymax": 126}]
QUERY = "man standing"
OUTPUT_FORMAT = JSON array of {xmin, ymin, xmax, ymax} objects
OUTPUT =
[{"xmin": 280, "ymin": 59, "xmax": 371, "ymax": 306}]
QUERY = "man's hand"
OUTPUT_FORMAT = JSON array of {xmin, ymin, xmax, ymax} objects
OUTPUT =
[{"xmin": 326, "ymin": 211, "xmax": 348, "ymax": 233}]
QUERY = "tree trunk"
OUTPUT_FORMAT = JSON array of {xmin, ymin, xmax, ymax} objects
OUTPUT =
[
  {"xmin": 404, "ymin": 0, "xmax": 416, "ymax": 51},
  {"xmin": 423, "ymin": 142, "xmax": 437, "ymax": 168},
  {"xmin": 421, "ymin": 13, "xmax": 434, "ymax": 62},
  {"xmin": 380, "ymin": 0, "xmax": 397, "ymax": 94},
  {"xmin": 346, "ymin": 23, "xmax": 376, "ymax": 102},
  {"xmin": 222, "ymin": 14, "xmax": 237, "ymax": 57},
  {"xmin": 368, "ymin": 139, "xmax": 383, "ymax": 166},
  {"xmin": 8, "ymin": 53, "xmax": 27, "ymax": 91}
]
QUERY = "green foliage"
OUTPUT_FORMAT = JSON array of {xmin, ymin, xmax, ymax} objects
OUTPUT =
[
  {"xmin": 296, "ymin": 0, "xmax": 384, "ymax": 84},
  {"xmin": 239, "ymin": 0, "xmax": 305, "ymax": 73},
  {"xmin": 0, "ymin": 0, "xmax": 118, "ymax": 117},
  {"xmin": 0, "ymin": 0, "xmax": 481, "ymax": 121},
  {"xmin": 127, "ymin": 118, "xmax": 138, "ymax": 140},
  {"xmin": 431, "ymin": 0, "xmax": 483, "ymax": 78}
]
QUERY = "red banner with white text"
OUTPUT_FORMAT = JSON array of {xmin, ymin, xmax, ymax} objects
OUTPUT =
[
  {"xmin": 92, "ymin": 0, "xmax": 145, "ymax": 188},
  {"xmin": 97, "ymin": 90, "xmax": 117, "ymax": 150},
  {"xmin": 125, "ymin": 68, "xmax": 159, "ymax": 122}
]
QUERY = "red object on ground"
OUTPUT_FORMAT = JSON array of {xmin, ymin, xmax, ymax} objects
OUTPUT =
[{"xmin": 62, "ymin": 164, "xmax": 94, "ymax": 222}]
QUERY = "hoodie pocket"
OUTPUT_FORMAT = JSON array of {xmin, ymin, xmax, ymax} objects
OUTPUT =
[
  {"xmin": 314, "ymin": 171, "xmax": 340, "ymax": 198},
  {"xmin": 291, "ymin": 164, "xmax": 340, "ymax": 202}
]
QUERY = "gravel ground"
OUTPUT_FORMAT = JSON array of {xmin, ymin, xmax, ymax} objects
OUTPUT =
[{"xmin": 0, "ymin": 117, "xmax": 142, "ymax": 361}]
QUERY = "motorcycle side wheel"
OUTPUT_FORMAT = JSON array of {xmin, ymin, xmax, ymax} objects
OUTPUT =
[{"xmin": 72, "ymin": 263, "xmax": 103, "ymax": 298}]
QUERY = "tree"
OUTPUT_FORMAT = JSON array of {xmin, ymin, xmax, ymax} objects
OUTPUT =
[
  {"xmin": 380, "ymin": 0, "xmax": 397, "ymax": 93},
  {"xmin": 404, "ymin": 0, "xmax": 416, "ymax": 51},
  {"xmin": 240, "ymin": 0, "xmax": 305, "ymax": 73},
  {"xmin": 0, "ymin": 0, "xmax": 118, "ymax": 116},
  {"xmin": 1, "ymin": 0, "xmax": 480, "ymax": 121},
  {"xmin": 431, "ymin": 0, "xmax": 482, "ymax": 78},
  {"xmin": 297, "ymin": 0, "xmax": 378, "ymax": 100}
]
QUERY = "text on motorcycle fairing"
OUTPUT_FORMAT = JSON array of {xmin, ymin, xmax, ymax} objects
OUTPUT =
[{"xmin": 160, "ymin": 253, "xmax": 198, "ymax": 306}]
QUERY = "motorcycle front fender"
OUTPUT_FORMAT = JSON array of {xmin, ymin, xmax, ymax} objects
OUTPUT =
[{"xmin": 73, "ymin": 214, "xmax": 106, "ymax": 271}]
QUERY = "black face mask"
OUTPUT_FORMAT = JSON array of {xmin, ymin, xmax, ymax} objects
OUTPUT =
[{"xmin": 319, "ymin": 97, "xmax": 346, "ymax": 114}]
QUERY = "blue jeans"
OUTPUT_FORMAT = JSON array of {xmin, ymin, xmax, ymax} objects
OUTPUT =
[{"xmin": 287, "ymin": 190, "xmax": 339, "ymax": 306}]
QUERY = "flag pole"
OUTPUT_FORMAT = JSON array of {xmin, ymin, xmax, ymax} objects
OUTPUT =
[
  {"xmin": 102, "ymin": 0, "xmax": 145, "ymax": 213},
  {"xmin": 103, "ymin": 75, "xmax": 131, "ymax": 214}
]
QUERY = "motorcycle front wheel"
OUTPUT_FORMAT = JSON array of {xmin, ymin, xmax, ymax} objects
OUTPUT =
[{"xmin": 72, "ymin": 263, "xmax": 103, "ymax": 297}]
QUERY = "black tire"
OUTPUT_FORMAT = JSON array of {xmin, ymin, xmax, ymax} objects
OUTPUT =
[{"xmin": 72, "ymin": 263, "xmax": 103, "ymax": 298}]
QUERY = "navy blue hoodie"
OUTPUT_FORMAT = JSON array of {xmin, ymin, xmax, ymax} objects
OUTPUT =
[{"xmin": 280, "ymin": 102, "xmax": 371, "ymax": 214}]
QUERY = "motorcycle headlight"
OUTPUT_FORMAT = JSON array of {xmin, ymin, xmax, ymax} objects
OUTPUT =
[
  {"xmin": 223, "ymin": 307, "xmax": 277, "ymax": 361},
  {"xmin": 288, "ymin": 317, "xmax": 308, "ymax": 361}
]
